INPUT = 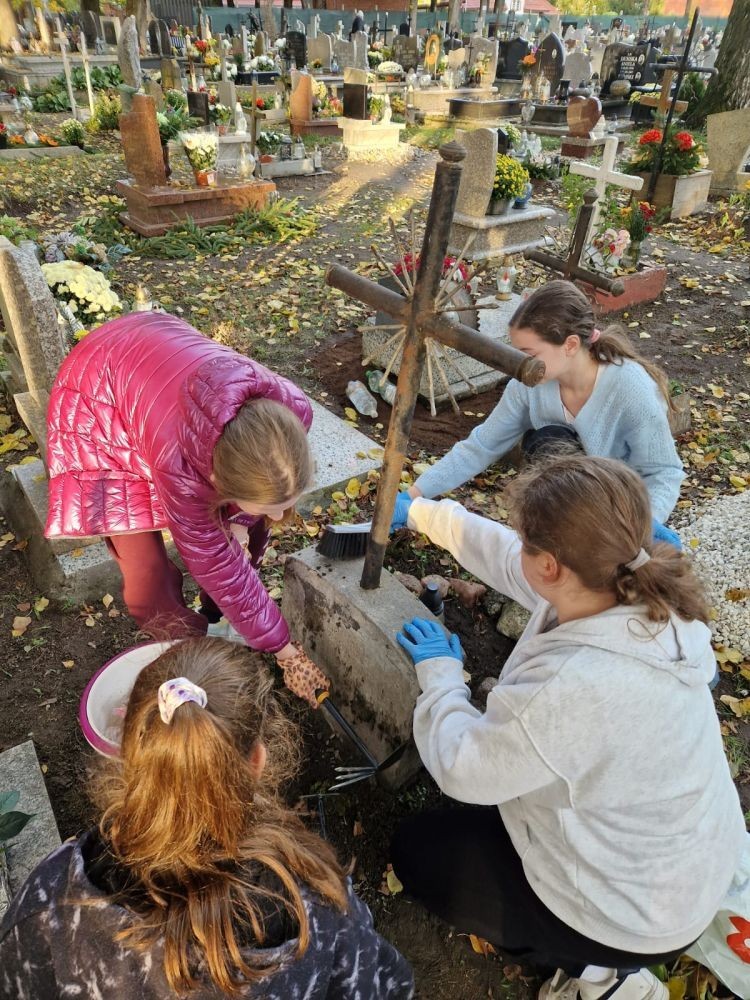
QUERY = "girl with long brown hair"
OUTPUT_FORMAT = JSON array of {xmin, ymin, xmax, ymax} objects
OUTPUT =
[
  {"xmin": 45, "ymin": 313, "xmax": 328, "ymax": 706},
  {"xmin": 391, "ymin": 456, "xmax": 744, "ymax": 1000},
  {"xmin": 409, "ymin": 281, "xmax": 684, "ymax": 537},
  {"xmin": 0, "ymin": 639, "xmax": 414, "ymax": 999}
]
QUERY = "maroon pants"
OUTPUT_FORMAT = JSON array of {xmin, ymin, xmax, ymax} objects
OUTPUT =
[{"xmin": 105, "ymin": 532, "xmax": 217, "ymax": 638}]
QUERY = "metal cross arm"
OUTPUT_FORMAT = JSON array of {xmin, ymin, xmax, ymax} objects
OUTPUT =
[
  {"xmin": 525, "ymin": 189, "xmax": 626, "ymax": 297},
  {"xmin": 324, "ymin": 141, "xmax": 545, "ymax": 592}
]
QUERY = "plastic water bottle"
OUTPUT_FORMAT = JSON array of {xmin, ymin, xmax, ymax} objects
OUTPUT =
[
  {"xmin": 366, "ymin": 369, "xmax": 397, "ymax": 406},
  {"xmin": 346, "ymin": 380, "xmax": 378, "ymax": 418}
]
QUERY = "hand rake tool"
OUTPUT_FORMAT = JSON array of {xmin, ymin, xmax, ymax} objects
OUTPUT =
[{"xmin": 316, "ymin": 690, "xmax": 410, "ymax": 791}]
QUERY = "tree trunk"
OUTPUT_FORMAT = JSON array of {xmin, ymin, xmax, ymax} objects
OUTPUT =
[
  {"xmin": 696, "ymin": 0, "xmax": 750, "ymax": 116},
  {"xmin": 125, "ymin": 0, "xmax": 150, "ymax": 52},
  {"xmin": 409, "ymin": 0, "xmax": 418, "ymax": 35}
]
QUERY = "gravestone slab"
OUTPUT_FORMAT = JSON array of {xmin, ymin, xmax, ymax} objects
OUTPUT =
[
  {"xmin": 391, "ymin": 34, "xmax": 419, "ymax": 71},
  {"xmin": 468, "ymin": 36, "xmax": 498, "ymax": 82},
  {"xmin": 289, "ymin": 69, "xmax": 313, "ymax": 123},
  {"xmin": 563, "ymin": 50, "xmax": 591, "ymax": 87},
  {"xmin": 81, "ymin": 9, "xmax": 99, "ymax": 47},
  {"xmin": 308, "ymin": 33, "xmax": 333, "ymax": 71},
  {"xmin": 449, "ymin": 202, "xmax": 555, "ymax": 261},
  {"xmin": 707, "ymin": 109, "xmax": 750, "ymax": 194},
  {"xmin": 0, "ymin": 742, "xmax": 61, "ymax": 899},
  {"xmin": 303, "ymin": 398, "xmax": 381, "ymax": 511},
  {"xmin": 119, "ymin": 93, "xmax": 167, "ymax": 189},
  {"xmin": 161, "ymin": 57, "xmax": 181, "ymax": 93},
  {"xmin": 101, "ymin": 16, "xmax": 120, "ymax": 46},
  {"xmin": 333, "ymin": 37, "xmax": 354, "ymax": 72},
  {"xmin": 454, "ymin": 126, "xmax": 497, "ymax": 218},
  {"xmin": 148, "ymin": 18, "xmax": 159, "ymax": 55},
  {"xmin": 145, "ymin": 79, "xmax": 164, "ymax": 111},
  {"xmin": 599, "ymin": 42, "xmax": 631, "ymax": 94},
  {"xmin": 217, "ymin": 79, "xmax": 237, "ymax": 110},
  {"xmin": 158, "ymin": 19, "xmax": 172, "ymax": 57},
  {"xmin": 499, "ymin": 36, "xmax": 530, "ymax": 79},
  {"xmin": 446, "ymin": 46, "xmax": 467, "ymax": 71},
  {"xmin": 351, "ymin": 30, "xmax": 368, "ymax": 71},
  {"xmin": 536, "ymin": 33, "xmax": 564, "ymax": 92},
  {"xmin": 617, "ymin": 42, "xmax": 655, "ymax": 87},
  {"xmin": 566, "ymin": 95, "xmax": 601, "ymax": 137},
  {"xmin": 118, "ymin": 15, "xmax": 142, "ymax": 90},
  {"xmin": 286, "ymin": 29, "xmax": 307, "ymax": 69},
  {"xmin": 187, "ymin": 90, "xmax": 210, "ymax": 125},
  {"xmin": 343, "ymin": 66, "xmax": 368, "ymax": 120}
]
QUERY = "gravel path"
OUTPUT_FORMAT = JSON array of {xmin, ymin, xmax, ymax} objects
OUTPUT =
[{"xmin": 679, "ymin": 491, "xmax": 750, "ymax": 657}]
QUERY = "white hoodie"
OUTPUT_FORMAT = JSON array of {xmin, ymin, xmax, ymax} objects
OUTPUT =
[{"xmin": 408, "ymin": 498, "xmax": 746, "ymax": 954}]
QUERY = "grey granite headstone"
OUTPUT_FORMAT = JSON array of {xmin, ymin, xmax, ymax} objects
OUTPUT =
[
  {"xmin": 118, "ymin": 15, "xmax": 142, "ymax": 91},
  {"xmin": 308, "ymin": 33, "xmax": 333, "ymax": 71},
  {"xmin": 454, "ymin": 127, "xmax": 497, "ymax": 218},
  {"xmin": 563, "ymin": 50, "xmax": 591, "ymax": 87},
  {"xmin": 468, "ymin": 36, "xmax": 499, "ymax": 81},
  {"xmin": 352, "ymin": 30, "xmax": 369, "ymax": 71},
  {"xmin": 333, "ymin": 36, "xmax": 355, "ymax": 71},
  {"xmin": 536, "ymin": 32, "xmax": 564, "ymax": 92},
  {"xmin": 161, "ymin": 57, "xmax": 181, "ymax": 92},
  {"xmin": 391, "ymin": 34, "xmax": 419, "ymax": 71},
  {"xmin": 145, "ymin": 78, "xmax": 165, "ymax": 110},
  {"xmin": 707, "ymin": 109, "xmax": 750, "ymax": 193},
  {"xmin": 0, "ymin": 741, "xmax": 61, "ymax": 899}
]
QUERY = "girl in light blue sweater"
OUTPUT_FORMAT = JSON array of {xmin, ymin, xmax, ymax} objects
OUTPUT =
[{"xmin": 411, "ymin": 281, "xmax": 684, "ymax": 528}]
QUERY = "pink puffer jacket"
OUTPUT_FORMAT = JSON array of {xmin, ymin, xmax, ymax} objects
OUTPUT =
[{"xmin": 45, "ymin": 313, "xmax": 312, "ymax": 653}]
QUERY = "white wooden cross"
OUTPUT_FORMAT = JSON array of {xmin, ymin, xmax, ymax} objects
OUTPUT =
[
  {"xmin": 78, "ymin": 33, "xmax": 96, "ymax": 115},
  {"xmin": 569, "ymin": 135, "xmax": 644, "ymax": 241},
  {"xmin": 55, "ymin": 18, "xmax": 79, "ymax": 121}
]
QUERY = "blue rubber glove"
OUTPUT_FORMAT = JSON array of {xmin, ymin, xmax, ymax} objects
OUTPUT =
[
  {"xmin": 390, "ymin": 492, "xmax": 413, "ymax": 533},
  {"xmin": 397, "ymin": 617, "xmax": 464, "ymax": 665},
  {"xmin": 652, "ymin": 518, "xmax": 682, "ymax": 550}
]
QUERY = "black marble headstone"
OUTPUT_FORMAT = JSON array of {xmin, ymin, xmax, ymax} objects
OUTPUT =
[
  {"xmin": 536, "ymin": 33, "xmax": 565, "ymax": 92},
  {"xmin": 343, "ymin": 83, "xmax": 368, "ymax": 119},
  {"xmin": 617, "ymin": 43, "xmax": 656, "ymax": 87},
  {"xmin": 158, "ymin": 20, "xmax": 172, "ymax": 57},
  {"xmin": 148, "ymin": 19, "xmax": 160, "ymax": 56},
  {"xmin": 499, "ymin": 36, "xmax": 530, "ymax": 79},
  {"xmin": 81, "ymin": 10, "xmax": 98, "ymax": 46},
  {"xmin": 599, "ymin": 42, "xmax": 632, "ymax": 95},
  {"xmin": 286, "ymin": 30, "xmax": 307, "ymax": 69},
  {"xmin": 497, "ymin": 127, "xmax": 509, "ymax": 154},
  {"xmin": 102, "ymin": 19, "xmax": 117, "ymax": 46},
  {"xmin": 187, "ymin": 91, "xmax": 210, "ymax": 126}
]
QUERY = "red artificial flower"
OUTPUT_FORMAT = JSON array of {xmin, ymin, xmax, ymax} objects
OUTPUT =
[
  {"xmin": 256, "ymin": 97, "xmax": 264, "ymax": 108},
  {"xmin": 639, "ymin": 129, "xmax": 662, "ymax": 146},
  {"xmin": 638, "ymin": 201, "xmax": 656, "ymax": 220},
  {"xmin": 0, "ymin": 122, "xmax": 6, "ymax": 134},
  {"xmin": 674, "ymin": 131, "xmax": 694, "ymax": 151},
  {"xmin": 195, "ymin": 39, "xmax": 208, "ymax": 53},
  {"xmin": 393, "ymin": 253, "xmax": 469, "ymax": 284},
  {"xmin": 8, "ymin": 86, "xmax": 17, "ymax": 96}
]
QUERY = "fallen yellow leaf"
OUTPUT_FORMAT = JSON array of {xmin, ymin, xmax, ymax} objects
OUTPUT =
[
  {"xmin": 33, "ymin": 597, "xmax": 49, "ymax": 614},
  {"xmin": 345, "ymin": 478, "xmax": 361, "ymax": 499},
  {"xmin": 386, "ymin": 868, "xmax": 404, "ymax": 895},
  {"xmin": 468, "ymin": 933, "xmax": 497, "ymax": 957},
  {"xmin": 62, "ymin": 660, "xmax": 75, "ymax": 669},
  {"xmin": 102, "ymin": 594, "xmax": 114, "ymax": 608},
  {"xmin": 12, "ymin": 615, "xmax": 32, "ymax": 637}
]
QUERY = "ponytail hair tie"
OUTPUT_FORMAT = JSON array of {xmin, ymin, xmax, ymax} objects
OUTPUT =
[
  {"xmin": 625, "ymin": 548, "xmax": 651, "ymax": 572},
  {"xmin": 589, "ymin": 328, "xmax": 602, "ymax": 344},
  {"xmin": 158, "ymin": 677, "xmax": 208, "ymax": 725}
]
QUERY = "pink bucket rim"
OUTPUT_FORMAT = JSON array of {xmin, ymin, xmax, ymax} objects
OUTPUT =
[{"xmin": 78, "ymin": 640, "xmax": 166, "ymax": 757}]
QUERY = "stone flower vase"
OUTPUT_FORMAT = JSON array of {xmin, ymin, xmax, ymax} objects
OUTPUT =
[
  {"xmin": 636, "ymin": 170, "xmax": 712, "ymax": 221},
  {"xmin": 489, "ymin": 198, "xmax": 512, "ymax": 216}
]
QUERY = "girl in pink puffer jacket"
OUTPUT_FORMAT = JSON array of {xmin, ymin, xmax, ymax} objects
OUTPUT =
[{"xmin": 45, "ymin": 312, "xmax": 327, "ymax": 705}]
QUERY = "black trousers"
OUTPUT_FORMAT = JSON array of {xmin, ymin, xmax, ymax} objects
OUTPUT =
[{"xmin": 391, "ymin": 806, "xmax": 690, "ymax": 976}]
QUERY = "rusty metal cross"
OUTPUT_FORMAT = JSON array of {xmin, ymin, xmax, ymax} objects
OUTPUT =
[
  {"xmin": 325, "ymin": 141, "xmax": 546, "ymax": 591},
  {"xmin": 524, "ymin": 189, "xmax": 626, "ymax": 296}
]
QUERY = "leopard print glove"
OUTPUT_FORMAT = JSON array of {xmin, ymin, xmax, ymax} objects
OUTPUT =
[{"xmin": 277, "ymin": 643, "xmax": 330, "ymax": 708}]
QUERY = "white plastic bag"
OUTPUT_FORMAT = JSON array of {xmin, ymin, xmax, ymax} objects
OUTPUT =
[{"xmin": 686, "ymin": 834, "xmax": 750, "ymax": 998}]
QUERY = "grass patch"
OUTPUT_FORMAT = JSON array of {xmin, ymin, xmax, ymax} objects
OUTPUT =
[{"xmin": 405, "ymin": 124, "xmax": 456, "ymax": 150}]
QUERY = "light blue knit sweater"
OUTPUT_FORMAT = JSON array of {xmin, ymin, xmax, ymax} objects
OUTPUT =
[{"xmin": 414, "ymin": 360, "xmax": 684, "ymax": 523}]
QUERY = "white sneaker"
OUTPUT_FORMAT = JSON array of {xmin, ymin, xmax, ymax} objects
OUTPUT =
[
  {"xmin": 538, "ymin": 969, "xmax": 581, "ymax": 1000},
  {"xmin": 579, "ymin": 969, "xmax": 669, "ymax": 1000},
  {"xmin": 540, "ymin": 969, "xmax": 668, "ymax": 1000}
]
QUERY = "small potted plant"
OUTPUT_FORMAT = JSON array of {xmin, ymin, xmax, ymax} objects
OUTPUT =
[
  {"xmin": 211, "ymin": 102, "xmax": 232, "ymax": 135},
  {"xmin": 59, "ymin": 117, "xmax": 86, "ymax": 149},
  {"xmin": 180, "ymin": 130, "xmax": 219, "ymax": 186},
  {"xmin": 489, "ymin": 155, "xmax": 529, "ymax": 215},
  {"xmin": 624, "ymin": 126, "xmax": 711, "ymax": 220}
]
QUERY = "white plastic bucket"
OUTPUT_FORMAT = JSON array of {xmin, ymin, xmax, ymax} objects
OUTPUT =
[{"xmin": 79, "ymin": 641, "xmax": 176, "ymax": 757}]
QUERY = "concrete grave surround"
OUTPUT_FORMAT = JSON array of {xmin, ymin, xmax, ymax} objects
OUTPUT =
[
  {"xmin": 0, "ymin": 741, "xmax": 61, "ymax": 904},
  {"xmin": 117, "ymin": 15, "xmax": 142, "ymax": 90},
  {"xmin": 635, "ymin": 170, "xmax": 712, "ymax": 221},
  {"xmin": 707, "ymin": 110, "xmax": 750, "ymax": 194},
  {"xmin": 449, "ymin": 203, "xmax": 555, "ymax": 261},
  {"xmin": 338, "ymin": 118, "xmax": 406, "ymax": 155},
  {"xmin": 282, "ymin": 548, "xmax": 432, "ymax": 787},
  {"xmin": 454, "ymin": 126, "xmax": 497, "ymax": 218}
]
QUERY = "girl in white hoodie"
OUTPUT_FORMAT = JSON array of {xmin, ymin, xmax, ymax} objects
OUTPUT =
[{"xmin": 390, "ymin": 456, "xmax": 745, "ymax": 1000}]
